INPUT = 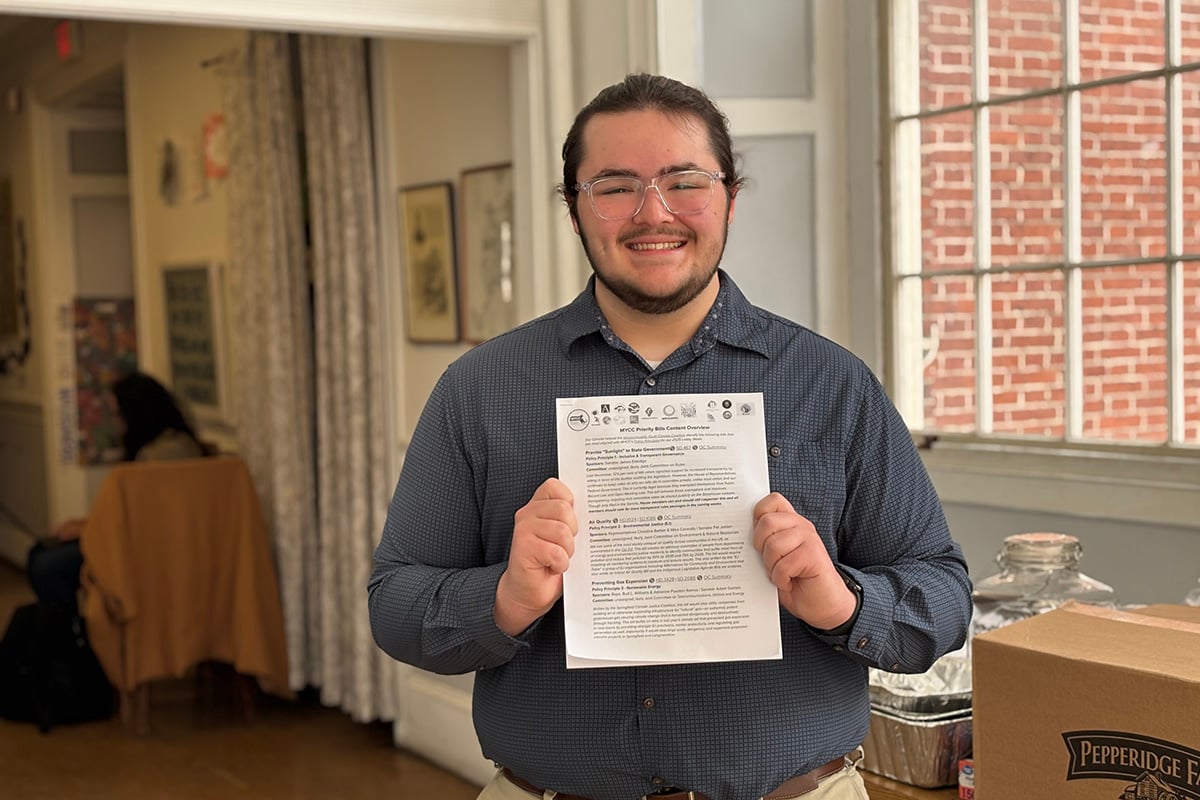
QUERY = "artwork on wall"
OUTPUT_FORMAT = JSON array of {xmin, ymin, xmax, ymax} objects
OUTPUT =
[
  {"xmin": 398, "ymin": 181, "xmax": 459, "ymax": 343},
  {"xmin": 0, "ymin": 179, "xmax": 32, "ymax": 376},
  {"xmin": 459, "ymin": 163, "xmax": 516, "ymax": 343},
  {"xmin": 203, "ymin": 113, "xmax": 229, "ymax": 179},
  {"xmin": 163, "ymin": 262, "xmax": 226, "ymax": 418},
  {"xmin": 73, "ymin": 297, "xmax": 137, "ymax": 465},
  {"xmin": 0, "ymin": 178, "xmax": 16, "ymax": 337}
]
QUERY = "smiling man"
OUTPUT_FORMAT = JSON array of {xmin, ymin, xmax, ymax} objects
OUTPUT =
[{"xmin": 369, "ymin": 74, "xmax": 971, "ymax": 800}]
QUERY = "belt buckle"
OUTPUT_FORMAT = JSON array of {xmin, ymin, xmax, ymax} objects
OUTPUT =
[{"xmin": 643, "ymin": 792, "xmax": 696, "ymax": 800}]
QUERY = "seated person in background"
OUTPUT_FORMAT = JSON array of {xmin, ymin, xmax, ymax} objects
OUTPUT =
[{"xmin": 27, "ymin": 371, "xmax": 210, "ymax": 616}]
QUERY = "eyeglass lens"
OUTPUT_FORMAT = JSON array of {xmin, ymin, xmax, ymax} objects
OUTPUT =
[{"xmin": 587, "ymin": 171, "xmax": 717, "ymax": 219}]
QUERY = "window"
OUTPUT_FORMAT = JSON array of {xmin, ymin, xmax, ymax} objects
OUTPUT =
[{"xmin": 888, "ymin": 0, "xmax": 1200, "ymax": 448}]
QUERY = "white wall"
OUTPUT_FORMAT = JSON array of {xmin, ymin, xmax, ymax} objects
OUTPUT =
[
  {"xmin": 125, "ymin": 23, "xmax": 241, "ymax": 385},
  {"xmin": 378, "ymin": 38, "xmax": 512, "ymax": 441}
]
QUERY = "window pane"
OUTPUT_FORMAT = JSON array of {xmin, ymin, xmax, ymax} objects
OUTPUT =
[
  {"xmin": 1185, "ymin": 262, "xmax": 1200, "ymax": 445},
  {"xmin": 922, "ymin": 111, "xmax": 975, "ymax": 272},
  {"xmin": 1079, "ymin": 78, "xmax": 1167, "ymax": 262},
  {"xmin": 992, "ymin": 271, "xmax": 1065, "ymax": 436},
  {"xmin": 989, "ymin": 0, "xmax": 1061, "ymax": 95},
  {"xmin": 924, "ymin": 275, "xmax": 977, "ymax": 432},
  {"xmin": 1079, "ymin": 0, "xmax": 1165, "ymax": 83},
  {"xmin": 702, "ymin": 0, "xmax": 812, "ymax": 98},
  {"xmin": 1182, "ymin": 0, "xmax": 1200, "ymax": 64},
  {"xmin": 1183, "ymin": 71, "xmax": 1200, "ymax": 254},
  {"xmin": 921, "ymin": 0, "xmax": 973, "ymax": 110},
  {"xmin": 991, "ymin": 97, "xmax": 1064, "ymax": 266},
  {"xmin": 1080, "ymin": 264, "xmax": 1168, "ymax": 443}
]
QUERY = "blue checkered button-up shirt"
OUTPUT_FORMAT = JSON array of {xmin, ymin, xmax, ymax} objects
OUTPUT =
[{"xmin": 369, "ymin": 271, "xmax": 971, "ymax": 800}]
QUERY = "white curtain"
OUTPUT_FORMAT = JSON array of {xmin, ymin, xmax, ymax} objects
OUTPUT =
[
  {"xmin": 224, "ymin": 31, "xmax": 319, "ymax": 696},
  {"xmin": 225, "ymin": 32, "xmax": 398, "ymax": 721},
  {"xmin": 298, "ymin": 34, "xmax": 400, "ymax": 722}
]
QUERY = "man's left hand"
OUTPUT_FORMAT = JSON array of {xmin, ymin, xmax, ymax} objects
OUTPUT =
[{"xmin": 752, "ymin": 493, "xmax": 858, "ymax": 630}]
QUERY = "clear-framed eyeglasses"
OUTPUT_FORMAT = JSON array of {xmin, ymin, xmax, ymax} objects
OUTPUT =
[{"xmin": 575, "ymin": 169, "xmax": 726, "ymax": 220}]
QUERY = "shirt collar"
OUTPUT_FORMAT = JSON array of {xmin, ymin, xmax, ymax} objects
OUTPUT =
[{"xmin": 555, "ymin": 269, "xmax": 773, "ymax": 360}]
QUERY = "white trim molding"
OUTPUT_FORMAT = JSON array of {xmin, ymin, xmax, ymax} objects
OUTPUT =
[
  {"xmin": 921, "ymin": 441, "xmax": 1200, "ymax": 529},
  {"xmin": 0, "ymin": 0, "xmax": 543, "ymax": 38}
]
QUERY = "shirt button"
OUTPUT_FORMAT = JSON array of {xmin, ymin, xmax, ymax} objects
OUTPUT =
[
  {"xmin": 642, "ymin": 697, "xmax": 655, "ymax": 709},
  {"xmin": 645, "ymin": 377, "xmax": 656, "ymax": 387},
  {"xmin": 768, "ymin": 445, "xmax": 781, "ymax": 457},
  {"xmin": 833, "ymin": 645, "xmax": 844, "ymax": 652},
  {"xmin": 857, "ymin": 637, "xmax": 869, "ymax": 648},
  {"xmin": 890, "ymin": 662, "xmax": 901, "ymax": 670},
  {"xmin": 652, "ymin": 777, "xmax": 665, "ymax": 786}
]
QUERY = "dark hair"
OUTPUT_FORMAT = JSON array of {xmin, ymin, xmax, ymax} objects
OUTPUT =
[
  {"xmin": 111, "ymin": 372, "xmax": 200, "ymax": 461},
  {"xmin": 559, "ymin": 73, "xmax": 746, "ymax": 219}
]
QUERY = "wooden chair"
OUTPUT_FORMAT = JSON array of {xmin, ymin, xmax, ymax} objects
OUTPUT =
[{"xmin": 80, "ymin": 456, "xmax": 291, "ymax": 734}]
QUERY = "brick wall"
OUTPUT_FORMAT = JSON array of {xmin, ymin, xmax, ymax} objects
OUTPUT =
[{"xmin": 914, "ymin": 0, "xmax": 1200, "ymax": 443}]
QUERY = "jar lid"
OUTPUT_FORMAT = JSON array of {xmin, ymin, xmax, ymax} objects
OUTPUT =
[{"xmin": 999, "ymin": 532, "xmax": 1082, "ymax": 568}]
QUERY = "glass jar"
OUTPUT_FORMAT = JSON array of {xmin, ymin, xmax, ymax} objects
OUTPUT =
[
  {"xmin": 1186, "ymin": 579, "xmax": 1200, "ymax": 607},
  {"xmin": 970, "ymin": 532, "xmax": 1116, "ymax": 639}
]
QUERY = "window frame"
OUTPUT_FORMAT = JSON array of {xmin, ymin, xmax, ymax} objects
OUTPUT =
[{"xmin": 881, "ymin": 0, "xmax": 1200, "ymax": 528}]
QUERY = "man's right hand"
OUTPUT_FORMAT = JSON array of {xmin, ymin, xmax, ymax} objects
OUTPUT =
[{"xmin": 494, "ymin": 478, "xmax": 577, "ymax": 636}]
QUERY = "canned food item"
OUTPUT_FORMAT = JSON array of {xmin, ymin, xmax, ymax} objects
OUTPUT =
[{"xmin": 958, "ymin": 758, "xmax": 974, "ymax": 799}]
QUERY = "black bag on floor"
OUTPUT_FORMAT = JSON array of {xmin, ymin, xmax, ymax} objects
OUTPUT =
[{"xmin": 0, "ymin": 601, "xmax": 116, "ymax": 732}]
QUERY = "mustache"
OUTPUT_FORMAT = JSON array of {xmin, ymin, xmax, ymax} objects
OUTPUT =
[{"xmin": 617, "ymin": 228, "xmax": 694, "ymax": 245}]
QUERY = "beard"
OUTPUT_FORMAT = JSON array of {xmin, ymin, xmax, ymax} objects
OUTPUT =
[{"xmin": 579, "ymin": 222, "xmax": 730, "ymax": 315}]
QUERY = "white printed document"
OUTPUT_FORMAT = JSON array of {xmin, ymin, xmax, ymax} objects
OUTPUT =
[{"xmin": 555, "ymin": 392, "xmax": 782, "ymax": 668}]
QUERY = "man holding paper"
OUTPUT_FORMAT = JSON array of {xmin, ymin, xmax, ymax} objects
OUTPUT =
[{"xmin": 369, "ymin": 74, "xmax": 971, "ymax": 800}]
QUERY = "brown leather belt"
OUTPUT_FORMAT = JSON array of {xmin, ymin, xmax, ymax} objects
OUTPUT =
[{"xmin": 501, "ymin": 754, "xmax": 849, "ymax": 800}]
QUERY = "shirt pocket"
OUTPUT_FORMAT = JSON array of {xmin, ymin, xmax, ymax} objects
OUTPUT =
[{"xmin": 765, "ymin": 436, "xmax": 837, "ymax": 537}]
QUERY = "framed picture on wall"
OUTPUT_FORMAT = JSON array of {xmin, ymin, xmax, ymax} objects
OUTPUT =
[
  {"xmin": 459, "ymin": 163, "xmax": 516, "ymax": 343},
  {"xmin": 162, "ymin": 262, "xmax": 229, "ymax": 420},
  {"xmin": 0, "ymin": 178, "xmax": 17, "ymax": 338},
  {"xmin": 397, "ymin": 181, "xmax": 459, "ymax": 343}
]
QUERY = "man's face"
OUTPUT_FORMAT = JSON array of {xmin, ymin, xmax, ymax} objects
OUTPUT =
[{"xmin": 571, "ymin": 109, "xmax": 736, "ymax": 315}]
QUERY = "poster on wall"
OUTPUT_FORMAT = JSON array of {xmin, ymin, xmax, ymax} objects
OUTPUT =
[
  {"xmin": 74, "ymin": 297, "xmax": 137, "ymax": 465},
  {"xmin": 163, "ymin": 263, "xmax": 224, "ymax": 416}
]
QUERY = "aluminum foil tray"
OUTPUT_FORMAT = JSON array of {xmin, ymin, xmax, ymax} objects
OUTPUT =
[
  {"xmin": 861, "ymin": 706, "xmax": 973, "ymax": 788},
  {"xmin": 868, "ymin": 684, "xmax": 972, "ymax": 714},
  {"xmin": 868, "ymin": 653, "xmax": 972, "ymax": 714}
]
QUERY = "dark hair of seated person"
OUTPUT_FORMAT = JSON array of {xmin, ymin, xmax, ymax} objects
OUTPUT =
[{"xmin": 111, "ymin": 372, "xmax": 209, "ymax": 461}]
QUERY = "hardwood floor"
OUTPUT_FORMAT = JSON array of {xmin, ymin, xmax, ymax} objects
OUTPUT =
[{"xmin": 0, "ymin": 558, "xmax": 483, "ymax": 800}]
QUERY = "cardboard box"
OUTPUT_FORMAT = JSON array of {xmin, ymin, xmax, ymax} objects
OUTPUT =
[{"xmin": 972, "ymin": 602, "xmax": 1200, "ymax": 800}]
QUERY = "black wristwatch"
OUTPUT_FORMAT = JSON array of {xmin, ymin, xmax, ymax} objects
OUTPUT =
[{"xmin": 814, "ymin": 567, "xmax": 863, "ymax": 636}]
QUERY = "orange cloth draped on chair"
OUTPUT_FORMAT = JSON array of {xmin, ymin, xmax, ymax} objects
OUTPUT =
[{"xmin": 80, "ymin": 456, "xmax": 292, "ymax": 700}]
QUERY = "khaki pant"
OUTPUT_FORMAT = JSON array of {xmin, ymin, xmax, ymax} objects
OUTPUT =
[{"xmin": 477, "ymin": 761, "xmax": 870, "ymax": 800}]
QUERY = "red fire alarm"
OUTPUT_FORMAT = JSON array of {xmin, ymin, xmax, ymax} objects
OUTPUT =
[{"xmin": 54, "ymin": 19, "xmax": 83, "ymax": 62}]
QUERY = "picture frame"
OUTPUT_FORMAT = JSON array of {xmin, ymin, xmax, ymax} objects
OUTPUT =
[
  {"xmin": 162, "ymin": 262, "xmax": 230, "ymax": 421},
  {"xmin": 459, "ymin": 163, "xmax": 516, "ymax": 343},
  {"xmin": 397, "ymin": 181, "xmax": 459, "ymax": 343},
  {"xmin": 0, "ymin": 178, "xmax": 17, "ymax": 338}
]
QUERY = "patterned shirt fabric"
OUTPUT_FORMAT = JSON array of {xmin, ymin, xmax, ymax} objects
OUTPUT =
[{"xmin": 369, "ymin": 271, "xmax": 971, "ymax": 800}]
